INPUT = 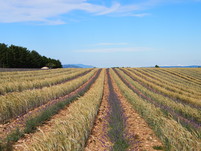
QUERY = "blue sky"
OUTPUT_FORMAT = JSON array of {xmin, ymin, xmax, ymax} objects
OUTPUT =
[{"xmin": 0, "ymin": 0, "xmax": 201, "ymax": 67}]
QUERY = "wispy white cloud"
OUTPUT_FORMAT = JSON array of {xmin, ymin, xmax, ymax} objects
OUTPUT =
[
  {"xmin": 0, "ymin": 0, "xmax": 153, "ymax": 24},
  {"xmin": 96, "ymin": 2, "xmax": 121, "ymax": 15},
  {"xmin": 77, "ymin": 47, "xmax": 152, "ymax": 53},
  {"xmin": 95, "ymin": 42, "xmax": 128, "ymax": 46},
  {"xmin": 0, "ymin": 0, "xmax": 199, "ymax": 24}
]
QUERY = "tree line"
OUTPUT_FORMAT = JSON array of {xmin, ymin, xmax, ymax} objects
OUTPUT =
[{"xmin": 0, "ymin": 43, "xmax": 62, "ymax": 68}]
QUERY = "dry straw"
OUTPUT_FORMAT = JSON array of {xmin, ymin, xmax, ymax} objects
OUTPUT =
[{"xmin": 16, "ymin": 69, "xmax": 105, "ymax": 151}]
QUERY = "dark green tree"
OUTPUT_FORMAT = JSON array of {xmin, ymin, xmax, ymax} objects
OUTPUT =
[
  {"xmin": 0, "ymin": 43, "xmax": 62, "ymax": 68},
  {"xmin": 0, "ymin": 43, "xmax": 9, "ymax": 67}
]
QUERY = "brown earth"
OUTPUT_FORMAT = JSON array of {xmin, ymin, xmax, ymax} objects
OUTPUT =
[
  {"xmin": 4, "ymin": 68, "xmax": 163, "ymax": 150},
  {"xmin": 110, "ymin": 70, "xmax": 163, "ymax": 151},
  {"xmin": 85, "ymin": 69, "xmax": 163, "ymax": 151},
  {"xmin": 0, "ymin": 69, "xmax": 100, "ymax": 141},
  {"xmin": 85, "ymin": 72, "xmax": 112, "ymax": 151},
  {"xmin": 13, "ymin": 70, "xmax": 102, "ymax": 151},
  {"xmin": 117, "ymin": 69, "xmax": 201, "ymax": 128}
]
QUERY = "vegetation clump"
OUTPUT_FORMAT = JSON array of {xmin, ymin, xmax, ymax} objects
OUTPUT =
[{"xmin": 0, "ymin": 43, "xmax": 62, "ymax": 68}]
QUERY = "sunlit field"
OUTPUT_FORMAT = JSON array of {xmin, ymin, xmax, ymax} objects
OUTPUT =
[{"xmin": 0, "ymin": 68, "xmax": 200, "ymax": 151}]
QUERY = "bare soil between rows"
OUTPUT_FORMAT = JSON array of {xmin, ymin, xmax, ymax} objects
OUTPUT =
[
  {"xmin": 110, "ymin": 70, "xmax": 163, "ymax": 150},
  {"xmin": 117, "ymin": 69, "xmax": 201, "ymax": 129},
  {"xmin": 85, "ymin": 69, "xmax": 163, "ymax": 151},
  {"xmin": 0, "ymin": 69, "xmax": 100, "ymax": 142},
  {"xmin": 0, "ymin": 69, "xmax": 92, "ymax": 96},
  {"xmin": 12, "ymin": 70, "xmax": 102, "ymax": 151},
  {"xmin": 85, "ymin": 71, "xmax": 112, "ymax": 151}
]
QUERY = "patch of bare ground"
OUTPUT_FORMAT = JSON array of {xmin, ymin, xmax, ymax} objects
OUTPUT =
[
  {"xmin": 13, "ymin": 104, "xmax": 72, "ymax": 151},
  {"xmin": 110, "ymin": 71, "xmax": 163, "ymax": 151},
  {"xmin": 13, "ymin": 70, "xmax": 102, "ymax": 151},
  {"xmin": 85, "ymin": 72, "xmax": 112, "ymax": 151},
  {"xmin": 0, "ymin": 70, "xmax": 100, "ymax": 141}
]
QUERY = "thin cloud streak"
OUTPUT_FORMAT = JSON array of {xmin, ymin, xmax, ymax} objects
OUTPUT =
[
  {"xmin": 0, "ymin": 0, "xmax": 154, "ymax": 24},
  {"xmin": 95, "ymin": 42, "xmax": 128, "ymax": 46},
  {"xmin": 0, "ymin": 0, "xmax": 200, "ymax": 24},
  {"xmin": 76, "ymin": 47, "xmax": 152, "ymax": 53}
]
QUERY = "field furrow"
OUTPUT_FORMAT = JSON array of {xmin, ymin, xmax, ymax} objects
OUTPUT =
[
  {"xmin": 164, "ymin": 69, "xmax": 201, "ymax": 84},
  {"xmin": 142, "ymin": 68, "xmax": 201, "ymax": 90},
  {"xmin": 0, "ymin": 67, "xmax": 200, "ymax": 151},
  {"xmin": 0, "ymin": 69, "xmax": 91, "ymax": 94},
  {"xmin": 0, "ymin": 68, "xmax": 74, "ymax": 81},
  {"xmin": 134, "ymin": 68, "xmax": 201, "ymax": 97},
  {"xmin": 156, "ymin": 68, "xmax": 201, "ymax": 86},
  {"xmin": 114, "ymin": 69, "xmax": 201, "ymax": 133},
  {"xmin": 123, "ymin": 68, "xmax": 201, "ymax": 107},
  {"xmin": 111, "ymin": 68, "xmax": 201, "ymax": 150},
  {"xmin": 0, "ymin": 69, "xmax": 97, "ymax": 123},
  {"xmin": 85, "ymin": 69, "xmax": 163, "ymax": 151},
  {"xmin": 0, "ymin": 69, "xmax": 101, "ymax": 147},
  {"xmin": 85, "ymin": 70, "xmax": 112, "ymax": 151},
  {"xmin": 13, "ymin": 69, "xmax": 105, "ymax": 151}
]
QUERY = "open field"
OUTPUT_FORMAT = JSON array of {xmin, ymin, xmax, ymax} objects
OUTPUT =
[{"xmin": 0, "ymin": 68, "xmax": 200, "ymax": 151}]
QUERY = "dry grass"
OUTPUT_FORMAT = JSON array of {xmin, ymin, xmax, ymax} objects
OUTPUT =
[
  {"xmin": 0, "ymin": 69, "xmax": 97, "ymax": 123},
  {"xmin": 116, "ymin": 69, "xmax": 201, "ymax": 124},
  {"xmin": 0, "ymin": 69, "xmax": 91, "ymax": 94},
  {"xmin": 14, "ymin": 69, "xmax": 105, "ymax": 151},
  {"xmin": 123, "ymin": 68, "xmax": 201, "ymax": 107},
  {"xmin": 132, "ymin": 68, "xmax": 201, "ymax": 98},
  {"xmin": 110, "ymin": 68, "xmax": 201, "ymax": 150}
]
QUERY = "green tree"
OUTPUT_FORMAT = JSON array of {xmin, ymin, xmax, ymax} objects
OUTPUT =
[
  {"xmin": 0, "ymin": 43, "xmax": 9, "ymax": 67},
  {"xmin": 0, "ymin": 43, "xmax": 62, "ymax": 68}
]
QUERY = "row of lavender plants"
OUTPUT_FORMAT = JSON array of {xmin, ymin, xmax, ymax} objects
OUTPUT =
[
  {"xmin": 110, "ymin": 68, "xmax": 201, "ymax": 150},
  {"xmin": 115, "ymin": 68, "xmax": 201, "ymax": 137}
]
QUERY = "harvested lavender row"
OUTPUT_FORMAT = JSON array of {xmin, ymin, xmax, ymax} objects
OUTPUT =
[
  {"xmin": 114, "ymin": 69, "xmax": 201, "ymax": 131},
  {"xmin": 126, "ymin": 68, "xmax": 201, "ymax": 110},
  {"xmin": 0, "ymin": 70, "xmax": 102, "ymax": 150},
  {"xmin": 106, "ymin": 69, "xmax": 129, "ymax": 150},
  {"xmin": 0, "ymin": 69, "xmax": 101, "ymax": 141},
  {"xmin": 121, "ymin": 69, "xmax": 201, "ymax": 125},
  {"xmin": 0, "ymin": 69, "xmax": 92, "ymax": 95}
]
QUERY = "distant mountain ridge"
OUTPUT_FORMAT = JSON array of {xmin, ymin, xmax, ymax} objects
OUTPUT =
[{"xmin": 63, "ymin": 64, "xmax": 94, "ymax": 68}]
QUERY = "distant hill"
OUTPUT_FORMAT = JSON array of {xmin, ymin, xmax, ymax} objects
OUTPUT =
[
  {"xmin": 63, "ymin": 64, "xmax": 95, "ymax": 68},
  {"xmin": 159, "ymin": 65, "xmax": 201, "ymax": 68}
]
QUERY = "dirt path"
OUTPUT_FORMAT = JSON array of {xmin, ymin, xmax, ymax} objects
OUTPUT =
[
  {"xmin": 0, "ymin": 70, "xmax": 101, "ymax": 142},
  {"xmin": 85, "ymin": 69, "xmax": 163, "ymax": 151},
  {"xmin": 85, "ymin": 71, "xmax": 112, "ymax": 151},
  {"xmin": 110, "ymin": 69, "xmax": 163, "ymax": 150}
]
